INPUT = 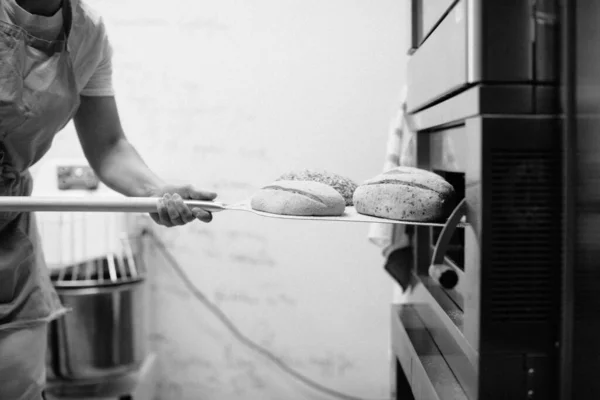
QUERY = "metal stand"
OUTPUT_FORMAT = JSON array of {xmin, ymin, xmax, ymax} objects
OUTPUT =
[{"xmin": 45, "ymin": 353, "xmax": 158, "ymax": 400}]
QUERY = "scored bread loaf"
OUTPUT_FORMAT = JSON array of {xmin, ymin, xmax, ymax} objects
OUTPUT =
[
  {"xmin": 353, "ymin": 166, "xmax": 456, "ymax": 221},
  {"xmin": 276, "ymin": 169, "xmax": 358, "ymax": 206},
  {"xmin": 250, "ymin": 180, "xmax": 346, "ymax": 216}
]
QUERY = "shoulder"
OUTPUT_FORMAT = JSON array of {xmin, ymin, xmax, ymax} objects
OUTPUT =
[
  {"xmin": 70, "ymin": 0, "xmax": 109, "ymax": 40},
  {"xmin": 67, "ymin": 0, "xmax": 113, "ymax": 92}
]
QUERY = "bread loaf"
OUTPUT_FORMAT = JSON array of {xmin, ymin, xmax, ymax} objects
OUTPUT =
[
  {"xmin": 250, "ymin": 180, "xmax": 346, "ymax": 216},
  {"xmin": 276, "ymin": 169, "xmax": 357, "ymax": 206},
  {"xmin": 353, "ymin": 167, "xmax": 456, "ymax": 221}
]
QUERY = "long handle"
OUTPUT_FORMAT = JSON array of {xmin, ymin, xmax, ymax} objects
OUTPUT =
[{"xmin": 0, "ymin": 196, "xmax": 226, "ymax": 213}]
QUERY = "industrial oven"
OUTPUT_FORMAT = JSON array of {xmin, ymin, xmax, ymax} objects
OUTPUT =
[{"xmin": 386, "ymin": 1, "xmax": 569, "ymax": 399}]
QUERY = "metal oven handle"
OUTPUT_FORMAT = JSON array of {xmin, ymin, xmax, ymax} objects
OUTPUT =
[{"xmin": 428, "ymin": 198, "xmax": 467, "ymax": 289}]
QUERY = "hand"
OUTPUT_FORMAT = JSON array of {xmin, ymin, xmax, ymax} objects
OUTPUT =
[{"xmin": 148, "ymin": 184, "xmax": 218, "ymax": 227}]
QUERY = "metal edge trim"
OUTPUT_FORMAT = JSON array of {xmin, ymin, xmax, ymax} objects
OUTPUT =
[
  {"xmin": 409, "ymin": 281, "xmax": 478, "ymax": 367},
  {"xmin": 391, "ymin": 305, "xmax": 443, "ymax": 400},
  {"xmin": 467, "ymin": 0, "xmax": 481, "ymax": 82}
]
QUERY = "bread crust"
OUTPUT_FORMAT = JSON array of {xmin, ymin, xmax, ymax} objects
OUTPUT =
[
  {"xmin": 276, "ymin": 169, "xmax": 357, "ymax": 206},
  {"xmin": 353, "ymin": 168, "xmax": 456, "ymax": 221},
  {"xmin": 251, "ymin": 180, "xmax": 346, "ymax": 216}
]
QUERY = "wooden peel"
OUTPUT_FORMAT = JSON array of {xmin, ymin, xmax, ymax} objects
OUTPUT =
[{"xmin": 0, "ymin": 196, "xmax": 467, "ymax": 227}]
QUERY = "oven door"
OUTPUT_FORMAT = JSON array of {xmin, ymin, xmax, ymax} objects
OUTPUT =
[{"xmin": 389, "ymin": 121, "xmax": 477, "ymax": 400}]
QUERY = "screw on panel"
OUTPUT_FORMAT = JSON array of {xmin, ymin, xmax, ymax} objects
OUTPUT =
[
  {"xmin": 528, "ymin": 368, "xmax": 535, "ymax": 375},
  {"xmin": 528, "ymin": 389, "xmax": 535, "ymax": 398}
]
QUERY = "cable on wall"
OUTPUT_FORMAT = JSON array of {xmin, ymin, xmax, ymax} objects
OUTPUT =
[{"xmin": 144, "ymin": 231, "xmax": 387, "ymax": 400}]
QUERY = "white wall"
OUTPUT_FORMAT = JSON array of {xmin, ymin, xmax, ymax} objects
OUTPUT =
[{"xmin": 38, "ymin": 1, "xmax": 408, "ymax": 399}]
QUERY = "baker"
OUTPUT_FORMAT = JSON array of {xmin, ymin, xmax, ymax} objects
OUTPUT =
[{"xmin": 0, "ymin": 0, "xmax": 216, "ymax": 398}]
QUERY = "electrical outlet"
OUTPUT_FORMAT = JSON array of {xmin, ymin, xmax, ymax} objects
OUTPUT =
[{"xmin": 57, "ymin": 165, "xmax": 100, "ymax": 191}]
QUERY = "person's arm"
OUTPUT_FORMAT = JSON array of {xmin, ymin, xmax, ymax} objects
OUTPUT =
[
  {"xmin": 74, "ymin": 95, "xmax": 216, "ymax": 225},
  {"xmin": 74, "ymin": 96, "xmax": 162, "ymax": 197}
]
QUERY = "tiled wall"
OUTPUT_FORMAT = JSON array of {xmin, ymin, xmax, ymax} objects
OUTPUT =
[{"xmin": 39, "ymin": 0, "xmax": 408, "ymax": 399}]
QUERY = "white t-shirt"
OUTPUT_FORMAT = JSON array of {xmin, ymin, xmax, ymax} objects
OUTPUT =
[{"xmin": 3, "ymin": 0, "xmax": 114, "ymax": 97}]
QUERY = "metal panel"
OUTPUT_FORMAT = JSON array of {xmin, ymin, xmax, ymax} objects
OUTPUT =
[
  {"xmin": 535, "ymin": 0, "xmax": 559, "ymax": 83},
  {"xmin": 564, "ymin": 0, "xmax": 600, "ymax": 397},
  {"xmin": 391, "ymin": 305, "xmax": 469, "ymax": 400},
  {"xmin": 421, "ymin": 277, "xmax": 464, "ymax": 330},
  {"xmin": 479, "ymin": 116, "xmax": 562, "ymax": 355},
  {"xmin": 462, "ymin": 117, "xmax": 482, "ymax": 354},
  {"xmin": 429, "ymin": 125, "xmax": 468, "ymax": 173},
  {"xmin": 475, "ymin": 0, "xmax": 533, "ymax": 83},
  {"xmin": 422, "ymin": 0, "xmax": 457, "ymax": 42},
  {"xmin": 409, "ymin": 114, "xmax": 562, "ymax": 398},
  {"xmin": 392, "ymin": 308, "xmax": 416, "ymax": 381},
  {"xmin": 407, "ymin": 0, "xmax": 553, "ymax": 112},
  {"xmin": 410, "ymin": 0, "xmax": 457, "ymax": 46},
  {"xmin": 526, "ymin": 354, "xmax": 557, "ymax": 400},
  {"xmin": 411, "ymin": 283, "xmax": 477, "ymax": 367},
  {"xmin": 465, "ymin": 0, "xmax": 481, "ymax": 82},
  {"xmin": 416, "ymin": 304, "xmax": 477, "ymax": 400},
  {"xmin": 478, "ymin": 355, "xmax": 528, "ymax": 400},
  {"xmin": 558, "ymin": 1, "xmax": 575, "ymax": 399},
  {"xmin": 392, "ymin": 358, "xmax": 415, "ymax": 400},
  {"xmin": 410, "ymin": 85, "xmax": 555, "ymax": 132},
  {"xmin": 408, "ymin": 0, "xmax": 421, "ymax": 53},
  {"xmin": 407, "ymin": 0, "xmax": 468, "ymax": 112}
]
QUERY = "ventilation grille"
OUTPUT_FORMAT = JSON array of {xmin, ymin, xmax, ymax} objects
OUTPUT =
[{"xmin": 488, "ymin": 149, "xmax": 561, "ymax": 323}]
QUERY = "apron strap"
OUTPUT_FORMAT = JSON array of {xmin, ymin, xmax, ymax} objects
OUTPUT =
[
  {"xmin": 61, "ymin": 0, "xmax": 73, "ymax": 41},
  {"xmin": 44, "ymin": 0, "xmax": 73, "ymax": 54}
]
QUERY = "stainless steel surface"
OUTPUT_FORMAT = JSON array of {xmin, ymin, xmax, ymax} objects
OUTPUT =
[
  {"xmin": 48, "ymin": 279, "xmax": 147, "ymax": 380},
  {"xmin": 461, "ymin": 115, "xmax": 561, "ymax": 357},
  {"xmin": 559, "ymin": 1, "xmax": 575, "ymax": 398},
  {"xmin": 396, "ymin": 1, "xmax": 564, "ymax": 398},
  {"xmin": 534, "ymin": 0, "xmax": 559, "ymax": 83},
  {"xmin": 51, "ymin": 247, "xmax": 142, "ymax": 287},
  {"xmin": 122, "ymin": 234, "xmax": 139, "ymax": 278},
  {"xmin": 466, "ymin": 0, "xmax": 480, "ymax": 83},
  {"xmin": 47, "ymin": 234, "xmax": 148, "ymax": 381},
  {"xmin": 391, "ymin": 305, "xmax": 441, "ymax": 400},
  {"xmin": 476, "ymin": 0, "xmax": 533, "ymax": 83},
  {"xmin": 415, "ymin": 303, "xmax": 477, "ymax": 400},
  {"xmin": 421, "ymin": 0, "xmax": 456, "ymax": 42},
  {"xmin": 408, "ymin": 0, "xmax": 420, "ymax": 52},
  {"xmin": 394, "ymin": 114, "xmax": 561, "ymax": 399},
  {"xmin": 429, "ymin": 125, "xmax": 468, "ymax": 173},
  {"xmin": 413, "ymin": 279, "xmax": 477, "ymax": 368},
  {"xmin": 391, "ymin": 303, "xmax": 470, "ymax": 400},
  {"xmin": 410, "ymin": 85, "xmax": 558, "ymax": 132},
  {"xmin": 407, "ymin": 0, "xmax": 467, "ymax": 112},
  {"xmin": 410, "ymin": 0, "xmax": 457, "ymax": 47},
  {"xmin": 565, "ymin": 0, "xmax": 600, "ymax": 397},
  {"xmin": 46, "ymin": 353, "xmax": 158, "ymax": 399},
  {"xmin": 409, "ymin": 0, "xmax": 558, "ymax": 112}
]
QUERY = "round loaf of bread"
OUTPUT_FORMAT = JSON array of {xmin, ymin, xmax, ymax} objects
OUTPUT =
[
  {"xmin": 276, "ymin": 169, "xmax": 358, "ymax": 206},
  {"xmin": 251, "ymin": 180, "xmax": 346, "ymax": 216},
  {"xmin": 353, "ymin": 167, "xmax": 456, "ymax": 221}
]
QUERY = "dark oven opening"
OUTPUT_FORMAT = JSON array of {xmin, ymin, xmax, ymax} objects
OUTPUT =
[{"xmin": 430, "ymin": 170, "xmax": 465, "ymax": 270}]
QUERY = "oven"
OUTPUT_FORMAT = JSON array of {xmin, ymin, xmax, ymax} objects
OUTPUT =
[
  {"xmin": 388, "ymin": 1, "xmax": 564, "ymax": 399},
  {"xmin": 389, "ymin": 86, "xmax": 562, "ymax": 400}
]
